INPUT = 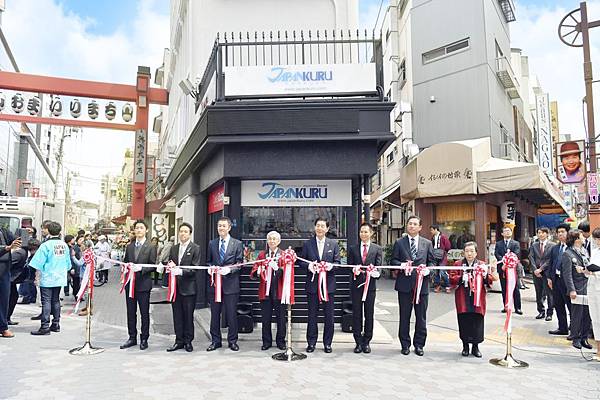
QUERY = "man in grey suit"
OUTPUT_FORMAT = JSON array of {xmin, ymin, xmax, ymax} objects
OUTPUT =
[
  {"xmin": 528, "ymin": 227, "xmax": 554, "ymax": 321},
  {"xmin": 206, "ymin": 216, "xmax": 244, "ymax": 352},
  {"xmin": 391, "ymin": 215, "xmax": 435, "ymax": 356}
]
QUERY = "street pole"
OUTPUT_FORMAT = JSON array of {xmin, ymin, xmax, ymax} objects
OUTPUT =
[{"xmin": 581, "ymin": 2, "xmax": 597, "ymax": 172}]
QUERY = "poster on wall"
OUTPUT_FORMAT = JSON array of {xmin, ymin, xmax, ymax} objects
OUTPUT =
[
  {"xmin": 555, "ymin": 140, "xmax": 585, "ymax": 184},
  {"xmin": 241, "ymin": 180, "xmax": 352, "ymax": 207},
  {"xmin": 151, "ymin": 213, "xmax": 169, "ymax": 246}
]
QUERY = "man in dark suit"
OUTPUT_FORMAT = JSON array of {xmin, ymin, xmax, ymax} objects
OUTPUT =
[
  {"xmin": 348, "ymin": 222, "xmax": 383, "ymax": 354},
  {"xmin": 159, "ymin": 222, "xmax": 201, "ymax": 353},
  {"xmin": 547, "ymin": 223, "xmax": 571, "ymax": 336},
  {"xmin": 579, "ymin": 221, "xmax": 591, "ymax": 256},
  {"xmin": 528, "ymin": 227, "xmax": 554, "ymax": 321},
  {"xmin": 300, "ymin": 217, "xmax": 340, "ymax": 353},
  {"xmin": 391, "ymin": 215, "xmax": 435, "ymax": 356},
  {"xmin": 119, "ymin": 219, "xmax": 157, "ymax": 351},
  {"xmin": 494, "ymin": 226, "xmax": 522, "ymax": 314},
  {"xmin": 206, "ymin": 216, "xmax": 244, "ymax": 352},
  {"xmin": 0, "ymin": 227, "xmax": 19, "ymax": 338}
]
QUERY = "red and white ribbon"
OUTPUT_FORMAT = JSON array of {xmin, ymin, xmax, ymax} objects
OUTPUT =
[
  {"xmin": 502, "ymin": 250, "xmax": 519, "ymax": 333},
  {"xmin": 470, "ymin": 263, "xmax": 487, "ymax": 308},
  {"xmin": 166, "ymin": 260, "xmax": 178, "ymax": 303},
  {"xmin": 72, "ymin": 249, "xmax": 95, "ymax": 313},
  {"xmin": 361, "ymin": 264, "xmax": 376, "ymax": 302},
  {"xmin": 413, "ymin": 264, "xmax": 427, "ymax": 304},
  {"xmin": 280, "ymin": 249, "xmax": 296, "ymax": 305},
  {"xmin": 209, "ymin": 267, "xmax": 223, "ymax": 303},
  {"xmin": 119, "ymin": 262, "xmax": 136, "ymax": 298},
  {"xmin": 313, "ymin": 261, "xmax": 329, "ymax": 302},
  {"xmin": 262, "ymin": 259, "xmax": 273, "ymax": 298}
]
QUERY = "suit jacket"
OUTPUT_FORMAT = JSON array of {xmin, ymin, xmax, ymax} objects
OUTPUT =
[
  {"xmin": 347, "ymin": 242, "xmax": 383, "ymax": 292},
  {"xmin": 494, "ymin": 239, "xmax": 520, "ymax": 278},
  {"xmin": 562, "ymin": 247, "xmax": 589, "ymax": 296},
  {"xmin": 547, "ymin": 242, "xmax": 567, "ymax": 281},
  {"xmin": 207, "ymin": 236, "xmax": 244, "ymax": 295},
  {"xmin": 0, "ymin": 227, "xmax": 14, "ymax": 277},
  {"xmin": 168, "ymin": 241, "xmax": 201, "ymax": 296},
  {"xmin": 250, "ymin": 249, "xmax": 284, "ymax": 300},
  {"xmin": 123, "ymin": 239, "xmax": 158, "ymax": 292},
  {"xmin": 300, "ymin": 236, "xmax": 340, "ymax": 295},
  {"xmin": 528, "ymin": 240, "xmax": 554, "ymax": 276},
  {"xmin": 391, "ymin": 235, "xmax": 435, "ymax": 296}
]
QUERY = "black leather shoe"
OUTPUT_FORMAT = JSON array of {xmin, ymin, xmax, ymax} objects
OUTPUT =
[
  {"xmin": 545, "ymin": 315, "xmax": 552, "ymax": 321},
  {"xmin": 567, "ymin": 335, "xmax": 575, "ymax": 341},
  {"xmin": 7, "ymin": 320, "xmax": 18, "ymax": 326},
  {"xmin": 414, "ymin": 347, "xmax": 424, "ymax": 356},
  {"xmin": 462, "ymin": 344, "xmax": 469, "ymax": 357},
  {"xmin": 167, "ymin": 343, "xmax": 185, "ymax": 352},
  {"xmin": 535, "ymin": 312, "xmax": 545, "ymax": 320},
  {"xmin": 573, "ymin": 340, "xmax": 582, "ymax": 350},
  {"xmin": 548, "ymin": 329, "xmax": 568, "ymax": 335},
  {"xmin": 471, "ymin": 344, "xmax": 482, "ymax": 358},
  {"xmin": 515, "ymin": 309, "xmax": 523, "ymax": 315},
  {"xmin": 354, "ymin": 344, "xmax": 362, "ymax": 353},
  {"xmin": 184, "ymin": 343, "xmax": 193, "ymax": 352},
  {"xmin": 401, "ymin": 348, "xmax": 410, "ymax": 355},
  {"xmin": 206, "ymin": 343, "xmax": 222, "ymax": 352},
  {"xmin": 582, "ymin": 340, "xmax": 593, "ymax": 350},
  {"xmin": 139, "ymin": 340, "xmax": 148, "ymax": 350},
  {"xmin": 120, "ymin": 339, "xmax": 137, "ymax": 349},
  {"xmin": 30, "ymin": 328, "xmax": 50, "ymax": 336},
  {"xmin": 501, "ymin": 309, "xmax": 506, "ymax": 313},
  {"xmin": 362, "ymin": 344, "xmax": 371, "ymax": 354},
  {"xmin": 31, "ymin": 314, "xmax": 42, "ymax": 321},
  {"xmin": 324, "ymin": 345, "xmax": 332, "ymax": 353},
  {"xmin": 49, "ymin": 325, "xmax": 60, "ymax": 332},
  {"xmin": 229, "ymin": 343, "xmax": 239, "ymax": 351},
  {"xmin": 261, "ymin": 344, "xmax": 272, "ymax": 351},
  {"xmin": 277, "ymin": 344, "xmax": 286, "ymax": 351},
  {"xmin": 306, "ymin": 345, "xmax": 315, "ymax": 353}
]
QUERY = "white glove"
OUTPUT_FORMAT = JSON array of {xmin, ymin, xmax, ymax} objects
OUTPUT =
[
  {"xmin": 352, "ymin": 266, "xmax": 362, "ymax": 275},
  {"xmin": 171, "ymin": 267, "xmax": 183, "ymax": 276},
  {"xmin": 421, "ymin": 267, "xmax": 430, "ymax": 276},
  {"xmin": 482, "ymin": 269, "xmax": 488, "ymax": 277},
  {"xmin": 269, "ymin": 261, "xmax": 279, "ymax": 271},
  {"xmin": 155, "ymin": 264, "xmax": 165, "ymax": 274},
  {"xmin": 131, "ymin": 264, "xmax": 142, "ymax": 272},
  {"xmin": 325, "ymin": 263, "xmax": 333, "ymax": 271},
  {"xmin": 462, "ymin": 273, "xmax": 469, "ymax": 283},
  {"xmin": 370, "ymin": 269, "xmax": 380, "ymax": 278},
  {"xmin": 219, "ymin": 266, "xmax": 231, "ymax": 275},
  {"xmin": 308, "ymin": 262, "xmax": 317, "ymax": 274}
]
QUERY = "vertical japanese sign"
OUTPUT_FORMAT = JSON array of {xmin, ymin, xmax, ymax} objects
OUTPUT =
[
  {"xmin": 536, "ymin": 93, "xmax": 553, "ymax": 176},
  {"xmin": 134, "ymin": 129, "xmax": 146, "ymax": 184},
  {"xmin": 588, "ymin": 172, "xmax": 599, "ymax": 205}
]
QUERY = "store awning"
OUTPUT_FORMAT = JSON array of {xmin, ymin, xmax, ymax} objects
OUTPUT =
[
  {"xmin": 400, "ymin": 137, "xmax": 567, "ymax": 213},
  {"xmin": 370, "ymin": 179, "xmax": 402, "ymax": 208},
  {"xmin": 111, "ymin": 214, "xmax": 127, "ymax": 225}
]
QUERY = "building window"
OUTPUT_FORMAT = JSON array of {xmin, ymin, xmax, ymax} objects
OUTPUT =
[
  {"xmin": 422, "ymin": 38, "xmax": 470, "ymax": 64},
  {"xmin": 399, "ymin": 59, "xmax": 407, "ymax": 88},
  {"xmin": 386, "ymin": 151, "xmax": 395, "ymax": 165}
]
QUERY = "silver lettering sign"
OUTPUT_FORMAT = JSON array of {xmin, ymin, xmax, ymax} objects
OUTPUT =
[{"xmin": 536, "ymin": 93, "xmax": 553, "ymax": 176}]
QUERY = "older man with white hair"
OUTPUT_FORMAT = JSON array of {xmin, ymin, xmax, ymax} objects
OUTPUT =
[
  {"xmin": 251, "ymin": 230, "xmax": 286, "ymax": 351},
  {"xmin": 94, "ymin": 235, "xmax": 112, "ymax": 284}
]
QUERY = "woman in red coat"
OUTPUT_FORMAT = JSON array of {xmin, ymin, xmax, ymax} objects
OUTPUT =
[
  {"xmin": 250, "ymin": 231, "xmax": 286, "ymax": 351},
  {"xmin": 449, "ymin": 241, "xmax": 495, "ymax": 358}
]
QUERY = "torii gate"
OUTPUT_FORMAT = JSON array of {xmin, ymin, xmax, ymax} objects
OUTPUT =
[{"xmin": 0, "ymin": 66, "xmax": 168, "ymax": 219}]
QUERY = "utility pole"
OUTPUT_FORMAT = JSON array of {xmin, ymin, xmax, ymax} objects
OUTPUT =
[
  {"xmin": 64, "ymin": 171, "xmax": 72, "ymax": 231},
  {"xmin": 52, "ymin": 126, "xmax": 66, "ymax": 201}
]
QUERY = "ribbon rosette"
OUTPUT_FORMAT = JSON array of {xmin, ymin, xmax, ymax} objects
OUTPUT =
[
  {"xmin": 311, "ymin": 261, "xmax": 330, "ymax": 302},
  {"xmin": 361, "ymin": 264, "xmax": 377, "ymax": 302},
  {"xmin": 413, "ymin": 265, "xmax": 428, "ymax": 304},
  {"xmin": 119, "ymin": 262, "xmax": 136, "ymax": 298},
  {"xmin": 501, "ymin": 250, "xmax": 520, "ymax": 332},
  {"xmin": 209, "ymin": 266, "xmax": 222, "ymax": 303},
  {"xmin": 469, "ymin": 263, "xmax": 487, "ymax": 308},
  {"xmin": 72, "ymin": 249, "xmax": 96, "ymax": 313},
  {"xmin": 280, "ymin": 248, "xmax": 296, "ymax": 305},
  {"xmin": 166, "ymin": 261, "xmax": 178, "ymax": 303}
]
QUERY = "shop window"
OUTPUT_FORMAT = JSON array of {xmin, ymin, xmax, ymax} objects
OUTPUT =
[
  {"xmin": 386, "ymin": 151, "xmax": 395, "ymax": 165},
  {"xmin": 434, "ymin": 202, "xmax": 475, "ymax": 262}
]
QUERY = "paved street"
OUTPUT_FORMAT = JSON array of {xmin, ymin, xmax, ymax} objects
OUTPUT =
[{"xmin": 2, "ymin": 273, "xmax": 599, "ymax": 400}]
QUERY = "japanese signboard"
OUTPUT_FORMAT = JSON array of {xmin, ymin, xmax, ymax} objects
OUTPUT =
[{"xmin": 133, "ymin": 129, "xmax": 146, "ymax": 184}]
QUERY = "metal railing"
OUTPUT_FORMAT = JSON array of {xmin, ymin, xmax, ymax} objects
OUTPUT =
[{"xmin": 195, "ymin": 30, "xmax": 385, "ymax": 108}]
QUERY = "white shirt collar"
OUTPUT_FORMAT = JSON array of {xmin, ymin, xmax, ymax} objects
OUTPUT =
[
  {"xmin": 220, "ymin": 235, "xmax": 230, "ymax": 244},
  {"xmin": 180, "ymin": 239, "xmax": 191, "ymax": 248},
  {"xmin": 136, "ymin": 238, "xmax": 146, "ymax": 246},
  {"xmin": 316, "ymin": 236, "xmax": 326, "ymax": 244}
]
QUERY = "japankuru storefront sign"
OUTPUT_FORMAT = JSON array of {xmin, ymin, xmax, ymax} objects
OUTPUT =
[
  {"xmin": 224, "ymin": 63, "xmax": 376, "ymax": 97},
  {"xmin": 241, "ymin": 180, "xmax": 352, "ymax": 207}
]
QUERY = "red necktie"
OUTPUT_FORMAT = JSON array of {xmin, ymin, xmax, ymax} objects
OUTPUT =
[{"xmin": 362, "ymin": 244, "xmax": 368, "ymax": 264}]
